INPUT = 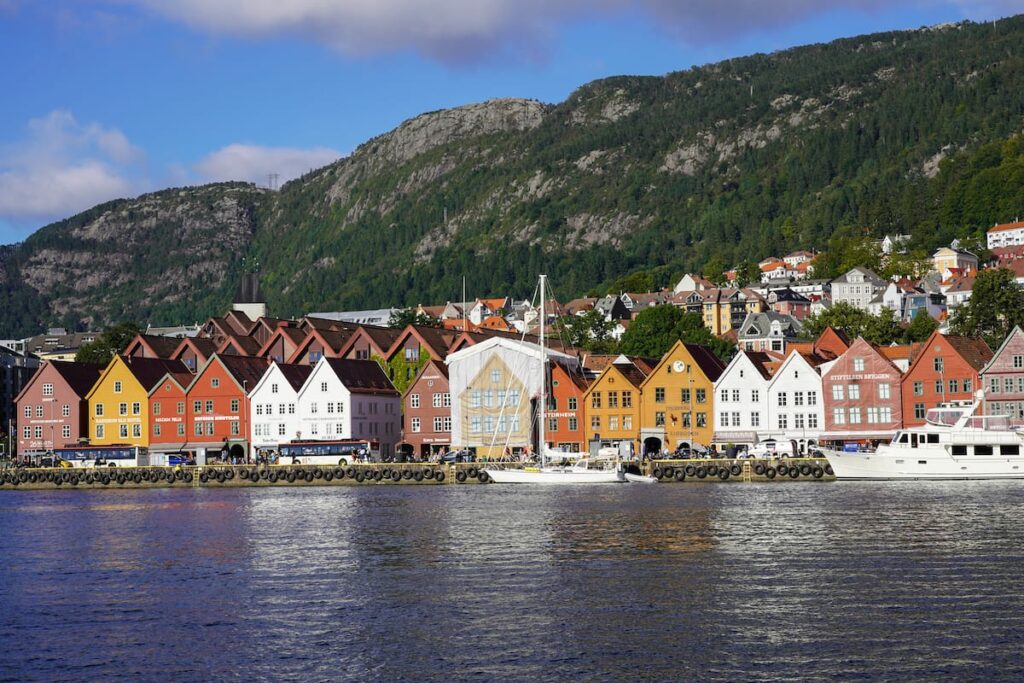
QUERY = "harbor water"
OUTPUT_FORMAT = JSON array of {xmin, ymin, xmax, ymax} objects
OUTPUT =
[{"xmin": 2, "ymin": 482, "xmax": 1023, "ymax": 681}]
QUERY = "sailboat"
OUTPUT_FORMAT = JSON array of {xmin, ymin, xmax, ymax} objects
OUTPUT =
[{"xmin": 484, "ymin": 275, "xmax": 625, "ymax": 484}]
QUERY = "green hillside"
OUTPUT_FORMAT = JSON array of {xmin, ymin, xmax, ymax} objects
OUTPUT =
[{"xmin": 3, "ymin": 18, "xmax": 1024, "ymax": 335}]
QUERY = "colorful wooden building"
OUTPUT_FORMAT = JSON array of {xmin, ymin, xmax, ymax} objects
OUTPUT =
[
  {"xmin": 86, "ymin": 356, "xmax": 190, "ymax": 448},
  {"xmin": 15, "ymin": 360, "xmax": 104, "ymax": 456},
  {"xmin": 900, "ymin": 330, "xmax": 992, "ymax": 427}
]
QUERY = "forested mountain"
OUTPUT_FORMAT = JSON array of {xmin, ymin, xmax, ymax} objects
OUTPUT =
[{"xmin": 4, "ymin": 17, "xmax": 1024, "ymax": 336}]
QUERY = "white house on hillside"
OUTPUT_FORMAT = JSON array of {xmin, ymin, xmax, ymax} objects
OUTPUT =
[
  {"xmin": 766, "ymin": 352, "xmax": 826, "ymax": 449},
  {"xmin": 712, "ymin": 350, "xmax": 773, "ymax": 447}
]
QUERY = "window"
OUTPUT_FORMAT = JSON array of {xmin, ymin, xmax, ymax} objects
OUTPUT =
[
  {"xmin": 178, "ymin": 424, "xmax": 185, "ymax": 436},
  {"xmin": 410, "ymin": 394, "xmax": 420, "ymax": 409},
  {"xmin": 730, "ymin": 389, "xmax": 739, "ymax": 403},
  {"xmin": 974, "ymin": 445, "xmax": 993, "ymax": 456},
  {"xmin": 867, "ymin": 407, "xmax": 879, "ymax": 423},
  {"xmin": 256, "ymin": 404, "xmax": 263, "ymax": 416},
  {"xmin": 34, "ymin": 426, "xmax": 42, "ymax": 439},
  {"xmin": 311, "ymin": 402, "xmax": 318, "ymax": 414},
  {"xmin": 288, "ymin": 404, "xmax": 295, "ymax": 414},
  {"xmin": 95, "ymin": 402, "xmax": 104, "ymax": 417},
  {"xmin": 114, "ymin": 381, "xmax": 122, "ymax": 393},
  {"xmin": 591, "ymin": 392, "xmax": 602, "ymax": 409},
  {"xmin": 211, "ymin": 377, "xmax": 220, "ymax": 389},
  {"xmin": 849, "ymin": 407, "xmax": 861, "ymax": 424},
  {"xmin": 311, "ymin": 423, "xmax": 319, "ymax": 436},
  {"xmin": 153, "ymin": 402, "xmax": 162, "ymax": 416},
  {"xmin": 321, "ymin": 381, "xmax": 328, "ymax": 392},
  {"xmin": 990, "ymin": 378, "xmax": 1001, "ymax": 393},
  {"xmin": 879, "ymin": 383, "xmax": 891, "ymax": 400},
  {"xmin": 853, "ymin": 357, "xmax": 865, "ymax": 372},
  {"xmin": 119, "ymin": 424, "xmax": 129, "ymax": 439},
  {"xmin": 278, "ymin": 423, "xmax": 286, "ymax": 436},
  {"xmin": 205, "ymin": 422, "xmax": 215, "ymax": 436},
  {"xmin": 808, "ymin": 414, "xmax": 818, "ymax": 429},
  {"xmin": 230, "ymin": 399, "xmax": 240, "ymax": 413},
  {"xmin": 205, "ymin": 400, "xmax": 214, "ymax": 413},
  {"xmin": 913, "ymin": 381, "xmax": 923, "ymax": 396},
  {"xmin": 680, "ymin": 388, "xmax": 691, "ymax": 403},
  {"xmin": 132, "ymin": 402, "xmax": 141, "ymax": 415},
  {"xmin": 696, "ymin": 413, "xmax": 706, "ymax": 427},
  {"xmin": 720, "ymin": 389, "xmax": 729, "ymax": 403},
  {"xmin": 1015, "ymin": 355, "xmax": 1024, "ymax": 369},
  {"xmin": 443, "ymin": 393, "xmax": 451, "ymax": 407},
  {"xmin": 914, "ymin": 403, "xmax": 926, "ymax": 420},
  {"xmin": 231, "ymin": 421, "xmax": 240, "ymax": 436},
  {"xmin": 483, "ymin": 391, "xmax": 493, "ymax": 408},
  {"xmin": 933, "ymin": 357, "xmax": 944, "ymax": 373},
  {"xmin": 623, "ymin": 415, "xmax": 633, "ymax": 430},
  {"xmin": 696, "ymin": 389, "xmax": 706, "ymax": 404},
  {"xmin": 568, "ymin": 397, "xmax": 578, "ymax": 411},
  {"xmin": 271, "ymin": 383, "xmax": 279, "ymax": 394},
  {"xmin": 795, "ymin": 413, "xmax": 805, "ymax": 429},
  {"xmin": 194, "ymin": 422, "xmax": 203, "ymax": 436},
  {"xmin": 442, "ymin": 416, "xmax": 452, "ymax": 432},
  {"xmin": 720, "ymin": 412, "xmax": 730, "ymax": 428},
  {"xmin": 777, "ymin": 414, "xmax": 787, "ymax": 429},
  {"xmin": 682, "ymin": 413, "xmax": 691, "ymax": 427},
  {"xmin": 1005, "ymin": 377, "xmax": 1014, "ymax": 393},
  {"xmin": 568, "ymin": 417, "xmax": 578, "ymax": 431},
  {"xmin": 731, "ymin": 411, "xmax": 741, "ymax": 427},
  {"xmin": 794, "ymin": 391, "xmax": 804, "ymax": 407},
  {"xmin": 193, "ymin": 400, "xmax": 202, "ymax": 413},
  {"xmin": 62, "ymin": 424, "xmax": 71, "ymax": 439},
  {"xmin": 751, "ymin": 389, "xmax": 759, "ymax": 403},
  {"xmin": 434, "ymin": 417, "xmax": 444, "ymax": 432},
  {"xmin": 35, "ymin": 405, "xmax": 43, "ymax": 417},
  {"xmin": 622, "ymin": 391, "xmax": 632, "ymax": 408},
  {"xmin": 609, "ymin": 415, "xmax": 619, "ymax": 431},
  {"xmin": 61, "ymin": 404, "xmax": 70, "ymax": 417},
  {"xmin": 778, "ymin": 392, "xmax": 787, "ymax": 407},
  {"xmin": 880, "ymin": 407, "xmax": 892, "ymax": 422},
  {"xmin": 23, "ymin": 426, "xmax": 30, "ymax": 439},
  {"xmin": 491, "ymin": 369, "xmax": 501, "ymax": 384},
  {"xmin": 23, "ymin": 405, "xmax": 30, "ymax": 418},
  {"xmin": 96, "ymin": 424, "xmax": 104, "ymax": 438},
  {"xmin": 655, "ymin": 388, "xmax": 665, "ymax": 403},
  {"xmin": 964, "ymin": 379, "xmax": 973, "ymax": 393},
  {"xmin": 608, "ymin": 391, "xmax": 618, "ymax": 408},
  {"xmin": 847, "ymin": 385, "xmax": 860, "ymax": 401},
  {"xmin": 833, "ymin": 408, "xmax": 845, "ymax": 425},
  {"xmin": 42, "ymin": 383, "xmax": 53, "ymax": 397},
  {"xmin": 949, "ymin": 379, "xmax": 959, "ymax": 394},
  {"xmin": 591, "ymin": 415, "xmax": 601, "ymax": 430},
  {"xmin": 807, "ymin": 391, "xmax": 817, "ymax": 406},
  {"xmin": 432, "ymin": 393, "xmax": 442, "ymax": 408}
]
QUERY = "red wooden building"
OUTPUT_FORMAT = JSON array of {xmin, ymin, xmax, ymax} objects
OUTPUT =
[
  {"xmin": 401, "ymin": 359, "xmax": 452, "ymax": 458},
  {"xmin": 185, "ymin": 354, "xmax": 270, "ymax": 461},
  {"xmin": 821, "ymin": 337, "xmax": 903, "ymax": 446},
  {"xmin": 546, "ymin": 360, "xmax": 589, "ymax": 452},
  {"xmin": 900, "ymin": 331, "xmax": 992, "ymax": 427},
  {"xmin": 15, "ymin": 361, "xmax": 104, "ymax": 457}
]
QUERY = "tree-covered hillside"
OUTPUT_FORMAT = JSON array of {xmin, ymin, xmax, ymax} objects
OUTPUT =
[{"xmin": 3, "ymin": 17, "xmax": 1024, "ymax": 335}]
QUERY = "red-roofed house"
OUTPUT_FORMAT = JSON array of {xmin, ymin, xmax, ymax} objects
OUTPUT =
[
  {"xmin": 185, "ymin": 354, "xmax": 271, "ymax": 461},
  {"xmin": 401, "ymin": 359, "xmax": 452, "ymax": 459},
  {"xmin": 15, "ymin": 360, "xmax": 104, "ymax": 456},
  {"xmin": 901, "ymin": 331, "xmax": 993, "ymax": 427},
  {"xmin": 986, "ymin": 220, "xmax": 1024, "ymax": 250},
  {"xmin": 821, "ymin": 337, "xmax": 904, "ymax": 446}
]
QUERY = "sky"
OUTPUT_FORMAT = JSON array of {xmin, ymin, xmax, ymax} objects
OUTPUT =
[{"xmin": 1, "ymin": 0, "xmax": 1022, "ymax": 243}]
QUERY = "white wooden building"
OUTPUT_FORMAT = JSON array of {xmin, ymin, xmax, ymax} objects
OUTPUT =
[
  {"xmin": 711, "ymin": 350, "xmax": 772, "ymax": 446},
  {"xmin": 247, "ymin": 362, "xmax": 312, "ymax": 452},
  {"xmin": 765, "ymin": 352, "xmax": 827, "ymax": 449}
]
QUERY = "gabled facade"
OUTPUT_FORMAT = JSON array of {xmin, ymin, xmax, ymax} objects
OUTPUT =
[
  {"xmin": 258, "ymin": 326, "xmax": 308, "ymax": 363},
  {"xmin": 15, "ymin": 360, "xmax": 103, "ymax": 455},
  {"xmin": 185, "ymin": 354, "xmax": 270, "ymax": 460},
  {"xmin": 148, "ymin": 371, "xmax": 194, "ymax": 454},
  {"xmin": 765, "ymin": 351, "xmax": 825, "ymax": 448},
  {"xmin": 821, "ymin": 337, "xmax": 904, "ymax": 445},
  {"xmin": 546, "ymin": 361, "xmax": 589, "ymax": 452},
  {"xmin": 171, "ymin": 336, "xmax": 218, "ymax": 373},
  {"xmin": 248, "ymin": 362, "xmax": 313, "ymax": 453},
  {"xmin": 124, "ymin": 334, "xmax": 180, "ymax": 360},
  {"xmin": 338, "ymin": 326, "xmax": 402, "ymax": 361},
  {"xmin": 736, "ymin": 312, "xmax": 802, "ymax": 354},
  {"xmin": 582, "ymin": 356, "xmax": 651, "ymax": 453},
  {"xmin": 900, "ymin": 331, "xmax": 993, "ymax": 427},
  {"xmin": 980, "ymin": 326, "xmax": 1024, "ymax": 421},
  {"xmin": 639, "ymin": 342, "xmax": 725, "ymax": 454},
  {"xmin": 830, "ymin": 267, "xmax": 886, "ymax": 311},
  {"xmin": 712, "ymin": 351, "xmax": 773, "ymax": 446},
  {"xmin": 401, "ymin": 359, "xmax": 452, "ymax": 458},
  {"xmin": 288, "ymin": 328, "xmax": 352, "ymax": 365},
  {"xmin": 86, "ymin": 356, "xmax": 189, "ymax": 448},
  {"xmin": 297, "ymin": 358, "xmax": 401, "ymax": 459}
]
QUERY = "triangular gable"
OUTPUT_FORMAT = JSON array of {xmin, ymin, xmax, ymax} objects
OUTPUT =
[
  {"xmin": 767, "ymin": 349, "xmax": 821, "ymax": 388},
  {"xmin": 84, "ymin": 356, "xmax": 135, "ymax": 401},
  {"xmin": 287, "ymin": 328, "xmax": 352, "ymax": 364},
  {"xmin": 146, "ymin": 370, "xmax": 192, "ymax": 398},
  {"xmin": 981, "ymin": 326, "xmax": 1024, "ymax": 375},
  {"xmin": 384, "ymin": 325, "xmax": 453, "ymax": 362}
]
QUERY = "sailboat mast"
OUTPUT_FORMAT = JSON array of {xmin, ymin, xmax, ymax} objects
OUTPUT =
[{"xmin": 539, "ymin": 274, "xmax": 546, "ymax": 464}]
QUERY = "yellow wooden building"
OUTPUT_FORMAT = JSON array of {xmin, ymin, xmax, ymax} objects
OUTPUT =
[
  {"xmin": 638, "ymin": 341, "xmax": 726, "ymax": 455},
  {"xmin": 85, "ymin": 356, "xmax": 191, "ymax": 447},
  {"xmin": 581, "ymin": 356, "xmax": 657, "ymax": 455}
]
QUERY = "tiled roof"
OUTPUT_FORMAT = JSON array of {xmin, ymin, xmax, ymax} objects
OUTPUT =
[
  {"xmin": 324, "ymin": 358, "xmax": 398, "ymax": 395},
  {"xmin": 50, "ymin": 360, "xmax": 105, "ymax": 397},
  {"xmin": 944, "ymin": 335, "xmax": 994, "ymax": 371},
  {"xmin": 683, "ymin": 343, "xmax": 726, "ymax": 381},
  {"xmin": 135, "ymin": 334, "xmax": 181, "ymax": 358},
  {"xmin": 278, "ymin": 363, "xmax": 314, "ymax": 392},
  {"xmin": 987, "ymin": 220, "xmax": 1024, "ymax": 234},
  {"xmin": 218, "ymin": 355, "xmax": 272, "ymax": 388},
  {"xmin": 122, "ymin": 356, "xmax": 191, "ymax": 392},
  {"xmin": 744, "ymin": 351, "xmax": 775, "ymax": 380}
]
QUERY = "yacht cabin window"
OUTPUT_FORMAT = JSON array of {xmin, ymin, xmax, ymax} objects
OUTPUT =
[
  {"xmin": 974, "ymin": 445, "xmax": 994, "ymax": 456},
  {"xmin": 951, "ymin": 445, "xmax": 967, "ymax": 456}
]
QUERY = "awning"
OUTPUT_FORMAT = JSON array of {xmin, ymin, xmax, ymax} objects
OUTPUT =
[{"xmin": 711, "ymin": 431, "xmax": 759, "ymax": 444}]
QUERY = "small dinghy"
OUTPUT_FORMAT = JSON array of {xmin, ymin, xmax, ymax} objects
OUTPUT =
[{"xmin": 624, "ymin": 472, "xmax": 658, "ymax": 484}]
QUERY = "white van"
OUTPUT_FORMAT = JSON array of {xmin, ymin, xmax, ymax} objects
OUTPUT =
[{"xmin": 748, "ymin": 439, "xmax": 797, "ymax": 459}]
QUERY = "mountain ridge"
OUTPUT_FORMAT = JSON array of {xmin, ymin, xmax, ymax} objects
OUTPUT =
[{"xmin": 3, "ymin": 17, "xmax": 1024, "ymax": 336}]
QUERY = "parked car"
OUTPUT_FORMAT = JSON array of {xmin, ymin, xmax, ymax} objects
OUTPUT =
[
  {"xmin": 748, "ymin": 439, "xmax": 798, "ymax": 459},
  {"xmin": 440, "ymin": 450, "xmax": 476, "ymax": 464}
]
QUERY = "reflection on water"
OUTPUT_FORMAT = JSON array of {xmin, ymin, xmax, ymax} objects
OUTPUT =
[{"xmin": 2, "ymin": 482, "xmax": 1024, "ymax": 681}]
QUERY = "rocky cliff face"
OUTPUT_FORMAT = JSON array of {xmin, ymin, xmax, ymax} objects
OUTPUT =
[{"xmin": 3, "ymin": 18, "xmax": 1024, "ymax": 336}]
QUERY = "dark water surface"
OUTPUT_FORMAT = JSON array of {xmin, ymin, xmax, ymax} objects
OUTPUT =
[{"xmin": 2, "ymin": 482, "xmax": 1024, "ymax": 682}]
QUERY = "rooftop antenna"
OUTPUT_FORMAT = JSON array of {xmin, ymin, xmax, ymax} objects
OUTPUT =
[{"xmin": 267, "ymin": 173, "xmax": 279, "ymax": 190}]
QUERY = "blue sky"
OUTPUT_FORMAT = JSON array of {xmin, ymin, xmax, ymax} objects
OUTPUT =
[{"xmin": 1, "ymin": 0, "xmax": 1021, "ymax": 243}]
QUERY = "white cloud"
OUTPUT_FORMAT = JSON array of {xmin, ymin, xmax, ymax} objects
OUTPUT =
[
  {"xmin": 193, "ymin": 143, "xmax": 341, "ymax": 185},
  {"xmin": 0, "ymin": 110, "xmax": 144, "ymax": 222},
  {"xmin": 121, "ymin": 0, "xmax": 1021, "ymax": 62}
]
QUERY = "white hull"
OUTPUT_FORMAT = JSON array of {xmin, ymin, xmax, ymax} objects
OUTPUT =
[
  {"xmin": 624, "ymin": 473, "xmax": 658, "ymax": 484},
  {"xmin": 484, "ymin": 467, "xmax": 625, "ymax": 484},
  {"xmin": 825, "ymin": 445, "xmax": 1024, "ymax": 480}
]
